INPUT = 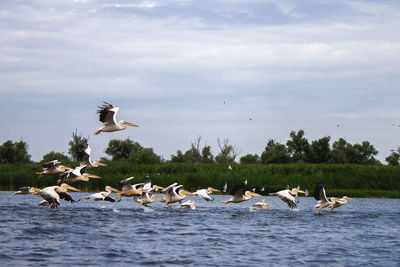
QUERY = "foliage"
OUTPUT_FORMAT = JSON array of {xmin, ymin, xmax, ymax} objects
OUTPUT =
[
  {"xmin": 105, "ymin": 138, "xmax": 143, "ymax": 161},
  {"xmin": 385, "ymin": 147, "xmax": 400, "ymax": 166},
  {"xmin": 129, "ymin": 148, "xmax": 162, "ymax": 164},
  {"xmin": 40, "ymin": 151, "xmax": 71, "ymax": 165},
  {"xmin": 0, "ymin": 140, "xmax": 31, "ymax": 164},
  {"xmin": 68, "ymin": 130, "xmax": 88, "ymax": 161},
  {"xmin": 260, "ymin": 139, "xmax": 290, "ymax": 164},
  {"xmin": 215, "ymin": 138, "xmax": 239, "ymax": 163},
  {"xmin": 286, "ymin": 129, "xmax": 311, "ymax": 163},
  {"xmin": 240, "ymin": 154, "xmax": 260, "ymax": 164}
]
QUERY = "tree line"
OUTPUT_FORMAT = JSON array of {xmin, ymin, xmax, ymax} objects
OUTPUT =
[{"xmin": 1, "ymin": 129, "xmax": 400, "ymax": 166}]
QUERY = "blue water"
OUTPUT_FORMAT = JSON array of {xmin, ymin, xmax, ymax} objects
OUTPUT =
[{"xmin": 0, "ymin": 191, "xmax": 399, "ymax": 266}]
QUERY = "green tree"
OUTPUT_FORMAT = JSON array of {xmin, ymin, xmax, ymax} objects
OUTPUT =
[
  {"xmin": 331, "ymin": 138, "xmax": 379, "ymax": 165},
  {"xmin": 308, "ymin": 136, "xmax": 332, "ymax": 163},
  {"xmin": 0, "ymin": 140, "xmax": 31, "ymax": 164},
  {"xmin": 215, "ymin": 138, "xmax": 239, "ymax": 163},
  {"xmin": 201, "ymin": 145, "xmax": 214, "ymax": 163},
  {"xmin": 105, "ymin": 138, "xmax": 143, "ymax": 161},
  {"xmin": 68, "ymin": 130, "xmax": 88, "ymax": 161},
  {"xmin": 40, "ymin": 151, "xmax": 71, "ymax": 165},
  {"xmin": 385, "ymin": 148, "xmax": 400, "ymax": 166},
  {"xmin": 260, "ymin": 139, "xmax": 290, "ymax": 164},
  {"xmin": 353, "ymin": 141, "xmax": 380, "ymax": 165},
  {"xmin": 170, "ymin": 150, "xmax": 186, "ymax": 163},
  {"xmin": 286, "ymin": 130, "xmax": 311, "ymax": 163},
  {"xmin": 129, "ymin": 148, "xmax": 161, "ymax": 164},
  {"xmin": 240, "ymin": 154, "xmax": 260, "ymax": 164}
]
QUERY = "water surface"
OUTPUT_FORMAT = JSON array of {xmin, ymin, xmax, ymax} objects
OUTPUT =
[{"xmin": 0, "ymin": 192, "xmax": 399, "ymax": 266}]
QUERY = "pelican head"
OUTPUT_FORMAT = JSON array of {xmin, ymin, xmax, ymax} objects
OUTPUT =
[
  {"xmin": 290, "ymin": 188, "xmax": 306, "ymax": 196},
  {"xmin": 120, "ymin": 121, "xmax": 139, "ymax": 127}
]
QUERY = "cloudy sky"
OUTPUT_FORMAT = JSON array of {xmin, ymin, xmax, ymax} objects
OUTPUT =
[{"xmin": 1, "ymin": 0, "xmax": 399, "ymax": 163}]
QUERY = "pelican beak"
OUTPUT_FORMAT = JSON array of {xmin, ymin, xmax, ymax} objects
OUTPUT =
[
  {"xmin": 62, "ymin": 166, "xmax": 73, "ymax": 171},
  {"xmin": 109, "ymin": 187, "xmax": 120, "ymax": 193},
  {"xmin": 122, "ymin": 122, "xmax": 139, "ymax": 127},
  {"xmin": 250, "ymin": 192, "xmax": 262, "ymax": 197},
  {"xmin": 210, "ymin": 188, "xmax": 221, "ymax": 192},
  {"xmin": 96, "ymin": 162, "xmax": 108, "ymax": 167},
  {"xmin": 181, "ymin": 191, "xmax": 194, "ymax": 196},
  {"xmin": 84, "ymin": 173, "xmax": 101, "ymax": 179},
  {"xmin": 296, "ymin": 190, "xmax": 306, "ymax": 194},
  {"xmin": 30, "ymin": 187, "xmax": 41, "ymax": 192},
  {"xmin": 346, "ymin": 197, "xmax": 355, "ymax": 200},
  {"xmin": 64, "ymin": 185, "xmax": 80, "ymax": 192},
  {"xmin": 153, "ymin": 185, "xmax": 164, "ymax": 190}
]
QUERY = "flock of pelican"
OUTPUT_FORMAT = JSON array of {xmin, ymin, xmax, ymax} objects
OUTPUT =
[{"xmin": 14, "ymin": 102, "xmax": 354, "ymax": 213}]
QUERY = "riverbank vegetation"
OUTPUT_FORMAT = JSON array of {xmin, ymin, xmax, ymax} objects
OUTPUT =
[{"xmin": 0, "ymin": 129, "xmax": 399, "ymax": 197}]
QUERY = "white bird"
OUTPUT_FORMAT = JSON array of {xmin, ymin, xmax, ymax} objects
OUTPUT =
[
  {"xmin": 76, "ymin": 138, "xmax": 107, "ymax": 169},
  {"xmin": 328, "ymin": 196, "xmax": 354, "ymax": 212},
  {"xmin": 135, "ymin": 178, "xmax": 161, "ymax": 206},
  {"xmin": 269, "ymin": 188, "xmax": 306, "ymax": 209},
  {"xmin": 57, "ymin": 165, "xmax": 101, "ymax": 184},
  {"xmin": 159, "ymin": 183, "xmax": 193, "ymax": 211},
  {"xmin": 179, "ymin": 200, "xmax": 196, "ymax": 210},
  {"xmin": 222, "ymin": 184, "xmax": 261, "ymax": 204},
  {"xmin": 94, "ymin": 102, "xmax": 138, "ymax": 135},
  {"xmin": 228, "ymin": 165, "xmax": 232, "ymax": 170},
  {"xmin": 116, "ymin": 177, "xmax": 149, "ymax": 198},
  {"xmin": 252, "ymin": 199, "xmax": 271, "ymax": 210},
  {"xmin": 36, "ymin": 160, "xmax": 72, "ymax": 178},
  {"xmin": 32, "ymin": 183, "xmax": 80, "ymax": 208},
  {"xmin": 313, "ymin": 182, "xmax": 334, "ymax": 214},
  {"xmin": 193, "ymin": 187, "xmax": 220, "ymax": 201},
  {"xmin": 244, "ymin": 179, "xmax": 248, "ymax": 185},
  {"xmin": 82, "ymin": 186, "xmax": 120, "ymax": 202},
  {"xmin": 223, "ymin": 182, "xmax": 227, "ymax": 193}
]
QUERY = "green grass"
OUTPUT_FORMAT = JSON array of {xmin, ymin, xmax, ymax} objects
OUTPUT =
[{"xmin": 0, "ymin": 162, "xmax": 399, "ymax": 197}]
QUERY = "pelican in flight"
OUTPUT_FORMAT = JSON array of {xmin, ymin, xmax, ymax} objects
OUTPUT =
[
  {"xmin": 36, "ymin": 160, "xmax": 72, "ymax": 177},
  {"xmin": 94, "ymin": 102, "xmax": 138, "ymax": 135},
  {"xmin": 252, "ymin": 199, "xmax": 271, "ymax": 210},
  {"xmin": 57, "ymin": 165, "xmax": 101, "ymax": 184},
  {"xmin": 159, "ymin": 183, "xmax": 193, "ymax": 211},
  {"xmin": 134, "ymin": 178, "xmax": 161, "ymax": 206},
  {"xmin": 179, "ymin": 200, "xmax": 196, "ymax": 210},
  {"xmin": 193, "ymin": 187, "xmax": 220, "ymax": 201},
  {"xmin": 221, "ymin": 184, "xmax": 261, "ymax": 204},
  {"xmin": 32, "ymin": 183, "xmax": 80, "ymax": 208},
  {"xmin": 13, "ymin": 186, "xmax": 40, "ymax": 195},
  {"xmin": 328, "ymin": 196, "xmax": 354, "ymax": 212},
  {"xmin": 269, "ymin": 187, "xmax": 306, "ymax": 209},
  {"xmin": 76, "ymin": 138, "xmax": 107, "ymax": 169},
  {"xmin": 82, "ymin": 186, "xmax": 120, "ymax": 202},
  {"xmin": 313, "ymin": 182, "xmax": 334, "ymax": 214},
  {"xmin": 115, "ymin": 177, "xmax": 150, "ymax": 198}
]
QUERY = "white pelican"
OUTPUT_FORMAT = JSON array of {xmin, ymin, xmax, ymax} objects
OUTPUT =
[
  {"xmin": 94, "ymin": 102, "xmax": 138, "ymax": 135},
  {"xmin": 179, "ymin": 200, "xmax": 196, "ymax": 210},
  {"xmin": 223, "ymin": 182, "xmax": 227, "ymax": 193},
  {"xmin": 252, "ymin": 199, "xmax": 271, "ymax": 210},
  {"xmin": 36, "ymin": 160, "xmax": 72, "ymax": 178},
  {"xmin": 116, "ymin": 177, "xmax": 149, "ymax": 198},
  {"xmin": 159, "ymin": 183, "xmax": 193, "ymax": 211},
  {"xmin": 313, "ymin": 182, "xmax": 333, "ymax": 214},
  {"xmin": 57, "ymin": 165, "xmax": 101, "ymax": 184},
  {"xmin": 76, "ymin": 138, "xmax": 107, "ymax": 169},
  {"xmin": 328, "ymin": 196, "xmax": 354, "ymax": 212},
  {"xmin": 193, "ymin": 187, "xmax": 220, "ymax": 201},
  {"xmin": 13, "ymin": 186, "xmax": 40, "ymax": 195},
  {"xmin": 221, "ymin": 184, "xmax": 261, "ymax": 204},
  {"xmin": 82, "ymin": 186, "xmax": 120, "ymax": 202},
  {"xmin": 269, "ymin": 188, "xmax": 306, "ymax": 209},
  {"xmin": 134, "ymin": 179, "xmax": 161, "ymax": 206},
  {"xmin": 32, "ymin": 183, "xmax": 80, "ymax": 208}
]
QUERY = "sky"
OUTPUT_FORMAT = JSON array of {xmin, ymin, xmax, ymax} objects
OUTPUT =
[{"xmin": 1, "ymin": 0, "xmax": 399, "ymax": 163}]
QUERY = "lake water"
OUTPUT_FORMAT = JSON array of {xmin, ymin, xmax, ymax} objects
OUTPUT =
[{"xmin": 0, "ymin": 191, "xmax": 399, "ymax": 266}]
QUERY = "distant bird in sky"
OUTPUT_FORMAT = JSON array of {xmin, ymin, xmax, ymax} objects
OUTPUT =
[{"xmin": 94, "ymin": 102, "xmax": 138, "ymax": 135}]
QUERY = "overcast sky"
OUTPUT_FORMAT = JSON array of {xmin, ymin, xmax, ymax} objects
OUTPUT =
[{"xmin": 1, "ymin": 0, "xmax": 399, "ymax": 163}]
